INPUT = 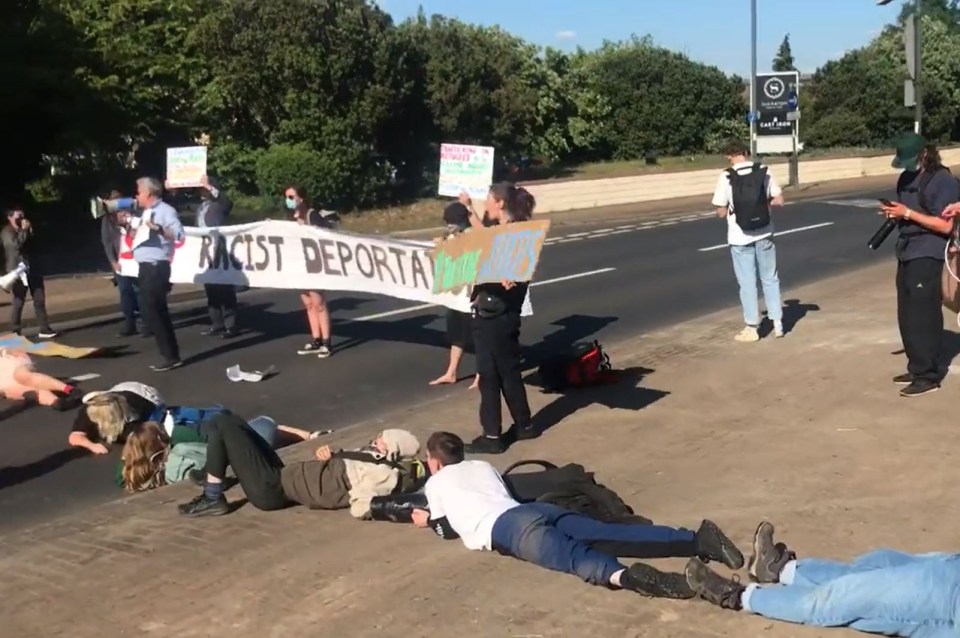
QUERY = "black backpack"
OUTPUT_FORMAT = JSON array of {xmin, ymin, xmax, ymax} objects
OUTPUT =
[
  {"xmin": 726, "ymin": 163, "xmax": 771, "ymax": 231},
  {"xmin": 502, "ymin": 460, "xmax": 652, "ymax": 525}
]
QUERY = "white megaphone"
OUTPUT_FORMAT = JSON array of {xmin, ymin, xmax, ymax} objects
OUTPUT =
[
  {"xmin": 0, "ymin": 262, "xmax": 28, "ymax": 293},
  {"xmin": 89, "ymin": 196, "xmax": 139, "ymax": 220}
]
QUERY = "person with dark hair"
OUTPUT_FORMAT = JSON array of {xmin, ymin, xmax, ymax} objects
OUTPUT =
[
  {"xmin": 196, "ymin": 175, "xmax": 240, "ymax": 338},
  {"xmin": 2, "ymin": 206, "xmax": 56, "ymax": 338},
  {"xmin": 455, "ymin": 183, "xmax": 537, "ymax": 454},
  {"xmin": 407, "ymin": 431, "xmax": 744, "ymax": 599},
  {"xmin": 711, "ymin": 138, "xmax": 785, "ymax": 343},
  {"xmin": 880, "ymin": 134, "xmax": 958, "ymax": 397},
  {"xmin": 101, "ymin": 189, "xmax": 145, "ymax": 338},
  {"xmin": 430, "ymin": 202, "xmax": 480, "ymax": 389},
  {"xmin": 285, "ymin": 185, "xmax": 334, "ymax": 358}
]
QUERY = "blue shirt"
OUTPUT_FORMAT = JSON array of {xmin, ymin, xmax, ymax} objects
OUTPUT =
[{"xmin": 133, "ymin": 200, "xmax": 184, "ymax": 264}]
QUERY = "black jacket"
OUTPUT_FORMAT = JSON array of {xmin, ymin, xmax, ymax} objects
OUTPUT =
[{"xmin": 198, "ymin": 188, "xmax": 233, "ymax": 228}]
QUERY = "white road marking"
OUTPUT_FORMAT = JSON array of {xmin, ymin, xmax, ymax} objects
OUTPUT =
[
  {"xmin": 349, "ymin": 268, "xmax": 617, "ymax": 322},
  {"xmin": 696, "ymin": 222, "xmax": 835, "ymax": 252},
  {"xmin": 566, "ymin": 231, "xmax": 592, "ymax": 238},
  {"xmin": 69, "ymin": 373, "xmax": 101, "ymax": 382}
]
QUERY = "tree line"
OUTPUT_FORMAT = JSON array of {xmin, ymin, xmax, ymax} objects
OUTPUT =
[{"xmin": 5, "ymin": 0, "xmax": 960, "ymax": 213}]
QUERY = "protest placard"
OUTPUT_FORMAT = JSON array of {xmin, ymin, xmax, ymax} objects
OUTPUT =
[
  {"xmin": 429, "ymin": 219, "xmax": 550, "ymax": 294},
  {"xmin": 165, "ymin": 146, "xmax": 207, "ymax": 188},
  {"xmin": 116, "ymin": 220, "xmax": 533, "ymax": 315},
  {"xmin": 438, "ymin": 143, "xmax": 495, "ymax": 200}
]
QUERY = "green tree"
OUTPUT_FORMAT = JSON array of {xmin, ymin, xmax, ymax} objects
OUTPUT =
[{"xmin": 772, "ymin": 34, "xmax": 796, "ymax": 72}]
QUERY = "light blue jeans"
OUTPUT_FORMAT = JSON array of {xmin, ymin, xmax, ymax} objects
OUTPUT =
[
  {"xmin": 747, "ymin": 550, "xmax": 960, "ymax": 637},
  {"xmin": 730, "ymin": 238, "xmax": 783, "ymax": 326}
]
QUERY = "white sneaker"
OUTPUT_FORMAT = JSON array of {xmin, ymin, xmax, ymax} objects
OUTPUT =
[
  {"xmin": 773, "ymin": 322, "xmax": 785, "ymax": 338},
  {"xmin": 735, "ymin": 326, "xmax": 759, "ymax": 343}
]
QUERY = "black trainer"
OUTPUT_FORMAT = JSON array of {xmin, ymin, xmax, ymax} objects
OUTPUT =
[
  {"xmin": 748, "ymin": 521, "xmax": 796, "ymax": 584},
  {"xmin": 693, "ymin": 519, "xmax": 745, "ymax": 570},
  {"xmin": 298, "ymin": 339, "xmax": 322, "ymax": 355},
  {"xmin": 178, "ymin": 494, "xmax": 229, "ymax": 517},
  {"xmin": 901, "ymin": 379, "xmax": 939, "ymax": 397},
  {"xmin": 892, "ymin": 373, "xmax": 913, "ymax": 385},
  {"xmin": 150, "ymin": 359, "xmax": 183, "ymax": 372},
  {"xmin": 620, "ymin": 562, "xmax": 696, "ymax": 599},
  {"xmin": 221, "ymin": 328, "xmax": 240, "ymax": 339},
  {"xmin": 52, "ymin": 394, "xmax": 83, "ymax": 412},
  {"xmin": 464, "ymin": 435, "xmax": 506, "ymax": 455},
  {"xmin": 201, "ymin": 327, "xmax": 225, "ymax": 337},
  {"xmin": 684, "ymin": 557, "xmax": 745, "ymax": 610}
]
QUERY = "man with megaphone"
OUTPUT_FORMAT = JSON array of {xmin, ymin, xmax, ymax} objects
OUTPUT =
[{"xmin": 1, "ymin": 207, "xmax": 56, "ymax": 339}]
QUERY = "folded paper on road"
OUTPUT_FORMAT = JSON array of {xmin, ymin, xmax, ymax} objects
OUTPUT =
[
  {"xmin": 117, "ymin": 220, "xmax": 533, "ymax": 315},
  {"xmin": 226, "ymin": 364, "xmax": 277, "ymax": 383},
  {"xmin": 0, "ymin": 334, "xmax": 101, "ymax": 359}
]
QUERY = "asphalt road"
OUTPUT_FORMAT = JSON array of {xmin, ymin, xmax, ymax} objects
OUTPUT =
[{"xmin": 0, "ymin": 190, "xmax": 895, "ymax": 532}]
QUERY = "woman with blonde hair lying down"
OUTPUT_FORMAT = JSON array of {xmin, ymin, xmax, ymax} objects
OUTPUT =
[
  {"xmin": 0, "ymin": 347, "xmax": 83, "ymax": 410},
  {"xmin": 120, "ymin": 416, "xmax": 322, "ymax": 492}
]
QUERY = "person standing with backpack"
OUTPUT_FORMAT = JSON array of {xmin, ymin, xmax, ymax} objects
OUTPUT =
[
  {"xmin": 711, "ymin": 138, "xmax": 786, "ymax": 342},
  {"xmin": 879, "ymin": 135, "xmax": 958, "ymax": 397}
]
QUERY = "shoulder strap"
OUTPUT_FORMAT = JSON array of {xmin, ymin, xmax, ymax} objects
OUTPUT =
[
  {"xmin": 502, "ymin": 460, "xmax": 559, "ymax": 475},
  {"xmin": 334, "ymin": 450, "xmax": 398, "ymax": 468},
  {"xmin": 917, "ymin": 169, "xmax": 941, "ymax": 215}
]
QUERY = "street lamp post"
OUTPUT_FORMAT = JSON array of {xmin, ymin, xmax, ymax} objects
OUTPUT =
[
  {"xmin": 877, "ymin": 0, "xmax": 922, "ymax": 134},
  {"xmin": 750, "ymin": 0, "xmax": 758, "ymax": 157}
]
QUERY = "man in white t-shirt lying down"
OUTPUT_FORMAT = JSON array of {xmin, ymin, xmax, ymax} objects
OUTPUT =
[{"xmin": 407, "ymin": 432, "xmax": 744, "ymax": 599}]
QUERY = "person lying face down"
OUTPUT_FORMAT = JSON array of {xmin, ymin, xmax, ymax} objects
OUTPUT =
[
  {"xmin": 0, "ymin": 347, "xmax": 84, "ymax": 411},
  {"xmin": 178, "ymin": 412, "xmax": 425, "ymax": 518},
  {"xmin": 68, "ymin": 382, "xmax": 168, "ymax": 454}
]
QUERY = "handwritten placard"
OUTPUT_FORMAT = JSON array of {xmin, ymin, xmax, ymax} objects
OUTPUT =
[
  {"xmin": 438, "ymin": 143, "xmax": 495, "ymax": 200},
  {"xmin": 430, "ymin": 220, "xmax": 550, "ymax": 293},
  {"xmin": 166, "ymin": 146, "xmax": 208, "ymax": 189}
]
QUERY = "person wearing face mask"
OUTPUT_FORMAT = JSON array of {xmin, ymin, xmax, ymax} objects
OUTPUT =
[
  {"xmin": 284, "ymin": 185, "xmax": 334, "ymax": 358},
  {"xmin": 456, "ymin": 183, "xmax": 538, "ymax": 454},
  {"xmin": 195, "ymin": 174, "xmax": 240, "ymax": 339},
  {"xmin": 1, "ymin": 207, "xmax": 56, "ymax": 338},
  {"xmin": 879, "ymin": 134, "xmax": 959, "ymax": 398}
]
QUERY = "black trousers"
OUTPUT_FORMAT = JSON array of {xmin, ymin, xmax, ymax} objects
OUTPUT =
[
  {"xmin": 204, "ymin": 283, "xmax": 238, "ymax": 331},
  {"xmin": 472, "ymin": 312, "xmax": 532, "ymax": 437},
  {"xmin": 204, "ymin": 412, "xmax": 290, "ymax": 511},
  {"xmin": 137, "ymin": 261, "xmax": 180, "ymax": 362},
  {"xmin": 896, "ymin": 257, "xmax": 944, "ymax": 383},
  {"xmin": 10, "ymin": 270, "xmax": 51, "ymax": 332}
]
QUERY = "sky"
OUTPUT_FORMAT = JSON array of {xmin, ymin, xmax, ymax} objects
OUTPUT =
[{"xmin": 376, "ymin": 0, "xmax": 899, "ymax": 77}]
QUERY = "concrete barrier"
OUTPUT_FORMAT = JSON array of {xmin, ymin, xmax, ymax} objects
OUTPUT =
[{"xmin": 525, "ymin": 148, "xmax": 960, "ymax": 214}]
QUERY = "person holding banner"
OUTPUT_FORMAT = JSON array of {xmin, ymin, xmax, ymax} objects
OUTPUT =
[
  {"xmin": 133, "ymin": 177, "xmax": 185, "ymax": 372},
  {"xmin": 285, "ymin": 185, "xmax": 333, "ymax": 358},
  {"xmin": 458, "ymin": 183, "xmax": 538, "ymax": 455}
]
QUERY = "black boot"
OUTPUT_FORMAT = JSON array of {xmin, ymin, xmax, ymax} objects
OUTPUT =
[
  {"xmin": 368, "ymin": 492, "xmax": 429, "ymax": 523},
  {"xmin": 619, "ymin": 563, "xmax": 696, "ymax": 599},
  {"xmin": 694, "ymin": 519, "xmax": 744, "ymax": 569},
  {"xmin": 684, "ymin": 557, "xmax": 745, "ymax": 610},
  {"xmin": 748, "ymin": 521, "xmax": 796, "ymax": 584}
]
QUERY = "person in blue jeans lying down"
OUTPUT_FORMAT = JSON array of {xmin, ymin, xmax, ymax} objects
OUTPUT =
[
  {"xmin": 405, "ymin": 431, "xmax": 744, "ymax": 598},
  {"xmin": 677, "ymin": 521, "xmax": 959, "ymax": 637}
]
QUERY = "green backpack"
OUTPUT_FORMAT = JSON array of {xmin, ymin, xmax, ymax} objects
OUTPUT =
[{"xmin": 164, "ymin": 442, "xmax": 208, "ymax": 484}]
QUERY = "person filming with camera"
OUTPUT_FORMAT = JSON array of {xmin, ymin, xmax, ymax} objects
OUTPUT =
[
  {"xmin": 879, "ymin": 134, "xmax": 958, "ymax": 397},
  {"xmin": 1, "ymin": 207, "xmax": 56, "ymax": 339}
]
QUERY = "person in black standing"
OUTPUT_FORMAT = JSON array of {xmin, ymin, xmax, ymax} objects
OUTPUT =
[
  {"xmin": 1, "ymin": 207, "xmax": 56, "ymax": 338},
  {"xmin": 133, "ymin": 177, "xmax": 185, "ymax": 372},
  {"xmin": 195, "ymin": 175, "xmax": 239, "ymax": 338},
  {"xmin": 456, "ymin": 183, "xmax": 537, "ymax": 454},
  {"xmin": 879, "ymin": 134, "xmax": 958, "ymax": 397}
]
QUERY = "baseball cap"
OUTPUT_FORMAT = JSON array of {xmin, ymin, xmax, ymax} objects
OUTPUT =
[{"xmin": 892, "ymin": 132, "xmax": 927, "ymax": 170}]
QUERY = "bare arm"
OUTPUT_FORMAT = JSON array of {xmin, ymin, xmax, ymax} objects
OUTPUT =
[{"xmin": 68, "ymin": 431, "xmax": 108, "ymax": 454}]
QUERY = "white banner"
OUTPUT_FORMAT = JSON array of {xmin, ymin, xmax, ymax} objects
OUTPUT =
[{"xmin": 117, "ymin": 220, "xmax": 532, "ymax": 315}]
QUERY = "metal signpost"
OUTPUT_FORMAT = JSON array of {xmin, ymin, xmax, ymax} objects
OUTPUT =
[{"xmin": 754, "ymin": 71, "xmax": 801, "ymax": 184}]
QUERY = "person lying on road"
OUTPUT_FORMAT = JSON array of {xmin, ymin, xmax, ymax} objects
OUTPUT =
[
  {"xmin": 678, "ymin": 521, "xmax": 960, "ymax": 637},
  {"xmin": 405, "ymin": 431, "xmax": 743, "ymax": 598},
  {"xmin": 178, "ymin": 412, "xmax": 424, "ymax": 518},
  {"xmin": 120, "ymin": 416, "xmax": 321, "ymax": 492},
  {"xmin": 0, "ymin": 347, "xmax": 83, "ymax": 411}
]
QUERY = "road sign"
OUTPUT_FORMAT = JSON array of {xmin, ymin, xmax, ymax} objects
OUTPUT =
[
  {"xmin": 746, "ymin": 111, "xmax": 757, "ymax": 123},
  {"xmin": 786, "ymin": 111, "xmax": 800, "ymax": 122},
  {"xmin": 755, "ymin": 71, "xmax": 800, "ymax": 137}
]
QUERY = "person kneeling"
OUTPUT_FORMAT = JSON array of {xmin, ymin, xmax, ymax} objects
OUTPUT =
[
  {"xmin": 178, "ymin": 412, "xmax": 423, "ymax": 518},
  {"xmin": 406, "ymin": 431, "xmax": 743, "ymax": 598}
]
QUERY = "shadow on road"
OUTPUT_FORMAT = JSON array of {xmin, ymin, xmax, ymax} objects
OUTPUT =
[
  {"xmin": 760, "ymin": 298, "xmax": 821, "ymax": 337},
  {"xmin": 521, "ymin": 314, "xmax": 620, "ymax": 371},
  {"xmin": 0, "ymin": 447, "xmax": 89, "ymax": 491}
]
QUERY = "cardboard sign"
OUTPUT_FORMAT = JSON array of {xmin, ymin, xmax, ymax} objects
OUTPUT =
[
  {"xmin": 0, "ymin": 334, "xmax": 101, "ymax": 359},
  {"xmin": 438, "ymin": 144, "xmax": 495, "ymax": 200},
  {"xmin": 429, "ymin": 220, "xmax": 550, "ymax": 294},
  {"xmin": 166, "ymin": 146, "xmax": 207, "ymax": 189}
]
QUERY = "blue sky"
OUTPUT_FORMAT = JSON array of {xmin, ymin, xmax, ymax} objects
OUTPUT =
[{"xmin": 377, "ymin": 0, "xmax": 898, "ymax": 76}]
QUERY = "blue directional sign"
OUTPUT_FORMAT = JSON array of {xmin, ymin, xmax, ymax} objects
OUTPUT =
[
  {"xmin": 787, "ymin": 90, "xmax": 798, "ymax": 111},
  {"xmin": 746, "ymin": 111, "xmax": 757, "ymax": 123}
]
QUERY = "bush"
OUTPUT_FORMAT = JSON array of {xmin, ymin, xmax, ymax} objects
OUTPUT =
[
  {"xmin": 208, "ymin": 142, "xmax": 263, "ymax": 196},
  {"xmin": 805, "ymin": 110, "xmax": 872, "ymax": 148},
  {"xmin": 704, "ymin": 117, "xmax": 750, "ymax": 155}
]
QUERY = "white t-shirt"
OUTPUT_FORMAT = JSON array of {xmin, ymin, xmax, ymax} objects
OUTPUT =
[
  {"xmin": 711, "ymin": 161, "xmax": 782, "ymax": 246},
  {"xmin": 424, "ymin": 460, "xmax": 520, "ymax": 551}
]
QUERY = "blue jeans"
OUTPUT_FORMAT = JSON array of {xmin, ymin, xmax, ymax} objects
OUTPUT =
[
  {"xmin": 748, "ymin": 550, "xmax": 960, "ymax": 637},
  {"xmin": 489, "ymin": 501, "xmax": 696, "ymax": 586},
  {"xmin": 730, "ymin": 238, "xmax": 783, "ymax": 326},
  {"xmin": 116, "ymin": 274, "xmax": 140, "ymax": 330},
  {"xmin": 246, "ymin": 415, "xmax": 279, "ymax": 447}
]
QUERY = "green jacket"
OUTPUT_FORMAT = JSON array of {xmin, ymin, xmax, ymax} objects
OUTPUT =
[{"xmin": 115, "ymin": 425, "xmax": 208, "ymax": 488}]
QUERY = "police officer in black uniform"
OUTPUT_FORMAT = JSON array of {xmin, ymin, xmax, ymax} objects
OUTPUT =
[{"xmin": 457, "ymin": 183, "xmax": 538, "ymax": 454}]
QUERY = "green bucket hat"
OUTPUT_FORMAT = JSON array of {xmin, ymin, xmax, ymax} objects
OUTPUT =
[{"xmin": 892, "ymin": 132, "xmax": 927, "ymax": 170}]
